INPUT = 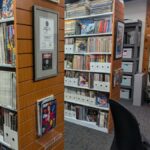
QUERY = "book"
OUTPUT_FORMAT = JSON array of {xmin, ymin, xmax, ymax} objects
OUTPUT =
[
  {"xmin": 80, "ymin": 19, "xmax": 95, "ymax": 34},
  {"xmin": 75, "ymin": 38, "xmax": 87, "ymax": 53},
  {"xmin": 2, "ymin": 0, "xmax": 14, "ymax": 18},
  {"xmin": 0, "ymin": 23, "xmax": 15, "ymax": 65},
  {"xmin": 37, "ymin": 95, "xmax": 56, "ymax": 136},
  {"xmin": 0, "ymin": 71, "xmax": 16, "ymax": 109},
  {"xmin": 86, "ymin": 108, "xmax": 98, "ymax": 122},
  {"xmin": 96, "ymin": 93, "xmax": 108, "ymax": 107}
]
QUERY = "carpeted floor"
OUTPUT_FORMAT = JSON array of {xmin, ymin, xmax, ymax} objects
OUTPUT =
[{"xmin": 64, "ymin": 100, "xmax": 150, "ymax": 150}]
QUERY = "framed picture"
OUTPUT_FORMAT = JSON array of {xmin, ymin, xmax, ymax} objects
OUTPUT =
[
  {"xmin": 33, "ymin": 6, "xmax": 59, "ymax": 81},
  {"xmin": 115, "ymin": 21, "xmax": 124, "ymax": 59}
]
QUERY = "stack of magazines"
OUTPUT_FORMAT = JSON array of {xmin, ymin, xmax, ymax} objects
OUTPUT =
[
  {"xmin": 65, "ymin": 2, "xmax": 90, "ymax": 18},
  {"xmin": 37, "ymin": 95, "xmax": 57, "ymax": 136},
  {"xmin": 89, "ymin": 0, "xmax": 113, "ymax": 14}
]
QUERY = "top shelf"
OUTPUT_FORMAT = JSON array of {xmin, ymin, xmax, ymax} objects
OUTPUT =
[
  {"xmin": 65, "ymin": 12, "xmax": 113, "ymax": 20},
  {"xmin": 0, "ymin": 17, "xmax": 14, "ymax": 23}
]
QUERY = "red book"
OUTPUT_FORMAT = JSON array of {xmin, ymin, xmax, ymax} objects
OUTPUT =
[{"xmin": 98, "ymin": 20, "xmax": 104, "ymax": 33}]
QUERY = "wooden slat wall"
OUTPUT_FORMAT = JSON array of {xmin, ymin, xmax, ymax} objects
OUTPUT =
[
  {"xmin": 143, "ymin": 0, "xmax": 150, "ymax": 72},
  {"xmin": 108, "ymin": 0, "xmax": 124, "ymax": 132},
  {"xmin": 15, "ymin": 0, "xmax": 64, "ymax": 149}
]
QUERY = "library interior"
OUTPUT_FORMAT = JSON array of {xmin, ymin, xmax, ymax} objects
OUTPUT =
[{"xmin": 0, "ymin": 0, "xmax": 150, "ymax": 150}]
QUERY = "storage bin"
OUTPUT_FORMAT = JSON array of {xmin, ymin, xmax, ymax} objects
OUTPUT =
[
  {"xmin": 65, "ymin": 44, "xmax": 74, "ymax": 53},
  {"xmin": 121, "ymin": 75, "xmax": 132, "ymax": 86},
  {"xmin": 122, "ymin": 62, "xmax": 133, "ymax": 72},
  {"xmin": 123, "ymin": 48, "xmax": 132, "ymax": 58},
  {"xmin": 120, "ymin": 89, "xmax": 130, "ymax": 99}
]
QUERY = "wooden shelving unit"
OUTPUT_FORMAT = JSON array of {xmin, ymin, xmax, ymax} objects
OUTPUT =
[
  {"xmin": 64, "ymin": 0, "xmax": 124, "ymax": 133},
  {"xmin": 0, "ymin": 0, "xmax": 64, "ymax": 150}
]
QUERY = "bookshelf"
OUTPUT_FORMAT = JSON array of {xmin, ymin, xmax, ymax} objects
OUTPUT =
[
  {"xmin": 64, "ymin": 0, "xmax": 124, "ymax": 133},
  {"xmin": 0, "ymin": 0, "xmax": 64, "ymax": 150},
  {"xmin": 120, "ymin": 20, "xmax": 142, "ymax": 101},
  {"xmin": 0, "ymin": 0, "xmax": 18, "ymax": 149}
]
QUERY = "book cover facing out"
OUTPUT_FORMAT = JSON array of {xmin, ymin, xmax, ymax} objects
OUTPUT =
[{"xmin": 41, "ymin": 100, "xmax": 56, "ymax": 135}]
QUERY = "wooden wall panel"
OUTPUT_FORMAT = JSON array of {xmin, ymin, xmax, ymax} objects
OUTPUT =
[
  {"xmin": 16, "ymin": 0, "xmax": 64, "ymax": 149},
  {"xmin": 108, "ymin": 0, "xmax": 124, "ymax": 133},
  {"xmin": 17, "ymin": 40, "xmax": 64, "ymax": 54},
  {"xmin": 143, "ymin": 0, "xmax": 150, "ymax": 72}
]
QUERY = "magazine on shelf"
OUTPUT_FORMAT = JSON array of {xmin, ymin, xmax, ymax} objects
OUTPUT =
[
  {"xmin": 2, "ymin": 0, "xmax": 14, "ymax": 19},
  {"xmin": 37, "ymin": 95, "xmax": 57, "ymax": 136}
]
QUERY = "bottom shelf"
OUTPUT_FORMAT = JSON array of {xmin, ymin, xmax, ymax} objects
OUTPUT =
[
  {"xmin": 65, "ymin": 116, "xmax": 108, "ymax": 133},
  {"xmin": 0, "ymin": 135, "xmax": 11, "ymax": 149},
  {"xmin": 36, "ymin": 130, "xmax": 63, "ymax": 149}
]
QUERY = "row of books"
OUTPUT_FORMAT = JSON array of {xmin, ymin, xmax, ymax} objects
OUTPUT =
[
  {"xmin": 65, "ymin": 71, "xmax": 110, "ymax": 88},
  {"xmin": 65, "ymin": 36, "xmax": 112, "ymax": 53},
  {"xmin": 65, "ymin": 17, "xmax": 112, "ymax": 35},
  {"xmin": 65, "ymin": 55, "xmax": 111, "ymax": 70},
  {"xmin": 0, "ymin": 108, "xmax": 18, "ymax": 150},
  {"xmin": 65, "ymin": 0, "xmax": 112, "ymax": 18},
  {"xmin": 65, "ymin": 102, "xmax": 108, "ymax": 128},
  {"xmin": 0, "ymin": 23, "xmax": 15, "ymax": 65},
  {"xmin": 37, "ymin": 95, "xmax": 56, "ymax": 136},
  {"xmin": 65, "ymin": 87, "xmax": 109, "ymax": 108},
  {"xmin": 0, "ymin": 71, "xmax": 16, "ymax": 110},
  {"xmin": 0, "ymin": 0, "xmax": 14, "ymax": 19}
]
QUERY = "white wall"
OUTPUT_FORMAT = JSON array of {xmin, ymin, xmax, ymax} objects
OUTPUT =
[{"xmin": 124, "ymin": 0, "xmax": 147, "ymax": 72}]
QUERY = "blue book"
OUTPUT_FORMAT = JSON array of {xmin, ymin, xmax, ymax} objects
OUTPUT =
[{"xmin": 80, "ymin": 19, "xmax": 95, "ymax": 34}]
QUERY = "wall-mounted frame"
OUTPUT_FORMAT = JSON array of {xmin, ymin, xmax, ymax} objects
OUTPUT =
[
  {"xmin": 33, "ymin": 5, "xmax": 59, "ymax": 81},
  {"xmin": 115, "ymin": 21, "xmax": 124, "ymax": 59}
]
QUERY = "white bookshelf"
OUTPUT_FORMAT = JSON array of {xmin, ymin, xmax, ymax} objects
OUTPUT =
[
  {"xmin": 65, "ymin": 12, "xmax": 113, "ymax": 20},
  {"xmin": 0, "ymin": 64, "xmax": 16, "ymax": 68},
  {"xmin": 65, "ymin": 99, "xmax": 109, "ymax": 111},
  {"xmin": 65, "ymin": 32, "xmax": 112, "ymax": 38},
  {"xmin": 65, "ymin": 52, "xmax": 112, "ymax": 55},
  {"xmin": 64, "ymin": 116, "xmax": 108, "ymax": 133},
  {"xmin": 64, "ymin": 84, "xmax": 110, "ymax": 93},
  {"xmin": 64, "ymin": 1, "xmax": 114, "ymax": 133},
  {"xmin": 0, "ymin": 104, "xmax": 17, "ymax": 112},
  {"xmin": 0, "ymin": 17, "xmax": 14, "ymax": 23},
  {"xmin": 0, "ymin": 135, "xmax": 12, "ymax": 149},
  {"xmin": 65, "ymin": 68, "xmax": 111, "ymax": 74}
]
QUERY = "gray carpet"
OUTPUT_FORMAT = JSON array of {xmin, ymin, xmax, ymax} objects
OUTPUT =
[{"xmin": 64, "ymin": 100, "xmax": 150, "ymax": 150}]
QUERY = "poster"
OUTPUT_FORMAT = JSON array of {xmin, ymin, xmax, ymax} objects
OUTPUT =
[
  {"xmin": 40, "ymin": 17, "xmax": 54, "ymax": 51},
  {"xmin": 115, "ymin": 21, "xmax": 124, "ymax": 59},
  {"xmin": 42, "ymin": 53, "xmax": 52, "ymax": 70}
]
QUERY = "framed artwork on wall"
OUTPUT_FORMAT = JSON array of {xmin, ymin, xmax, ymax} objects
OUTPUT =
[
  {"xmin": 115, "ymin": 21, "xmax": 125, "ymax": 59},
  {"xmin": 33, "ymin": 5, "xmax": 59, "ymax": 81}
]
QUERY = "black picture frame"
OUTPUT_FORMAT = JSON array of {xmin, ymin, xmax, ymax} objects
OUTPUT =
[
  {"xmin": 115, "ymin": 21, "xmax": 125, "ymax": 59},
  {"xmin": 33, "ymin": 5, "xmax": 59, "ymax": 81}
]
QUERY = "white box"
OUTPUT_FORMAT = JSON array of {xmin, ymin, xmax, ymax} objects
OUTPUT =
[
  {"xmin": 121, "ymin": 76, "xmax": 132, "ymax": 86},
  {"xmin": 120, "ymin": 89, "xmax": 130, "ymax": 99},
  {"xmin": 93, "ymin": 81, "xmax": 110, "ymax": 92},
  {"xmin": 89, "ymin": 97, "xmax": 95, "ymax": 106},
  {"xmin": 122, "ymin": 62, "xmax": 133, "ymax": 72},
  {"xmin": 90, "ymin": 62, "xmax": 111, "ymax": 73},
  {"xmin": 65, "ymin": 44, "xmax": 74, "ymax": 53},
  {"xmin": 123, "ymin": 48, "xmax": 132, "ymax": 58},
  {"xmin": 9, "ymin": 130, "xmax": 18, "ymax": 150}
]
